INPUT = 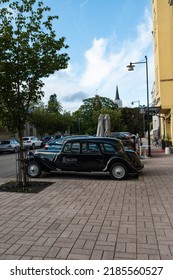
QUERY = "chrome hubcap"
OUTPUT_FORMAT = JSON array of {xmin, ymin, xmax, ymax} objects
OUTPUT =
[
  {"xmin": 28, "ymin": 164, "xmax": 39, "ymax": 176},
  {"xmin": 113, "ymin": 166, "xmax": 125, "ymax": 179}
]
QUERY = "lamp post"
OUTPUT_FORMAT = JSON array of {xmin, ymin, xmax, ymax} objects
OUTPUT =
[
  {"xmin": 131, "ymin": 100, "xmax": 146, "ymax": 137},
  {"xmin": 127, "ymin": 55, "xmax": 151, "ymax": 157},
  {"xmin": 131, "ymin": 100, "xmax": 141, "ymax": 107}
]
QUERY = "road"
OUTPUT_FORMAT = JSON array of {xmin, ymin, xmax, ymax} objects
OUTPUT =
[{"xmin": 0, "ymin": 153, "xmax": 18, "ymax": 178}]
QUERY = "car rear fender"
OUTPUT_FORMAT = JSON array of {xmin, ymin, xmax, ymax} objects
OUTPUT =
[
  {"xmin": 103, "ymin": 156, "xmax": 137, "ymax": 172},
  {"xmin": 126, "ymin": 150, "xmax": 144, "ymax": 169}
]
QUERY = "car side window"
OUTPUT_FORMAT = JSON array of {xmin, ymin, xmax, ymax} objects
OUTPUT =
[
  {"xmin": 63, "ymin": 143, "xmax": 71, "ymax": 152},
  {"xmin": 88, "ymin": 143, "xmax": 100, "ymax": 154},
  {"xmin": 63, "ymin": 142, "xmax": 80, "ymax": 153},
  {"xmin": 71, "ymin": 142, "xmax": 80, "ymax": 153},
  {"xmin": 82, "ymin": 143, "xmax": 88, "ymax": 153},
  {"xmin": 101, "ymin": 143, "xmax": 118, "ymax": 153},
  {"xmin": 81, "ymin": 142, "xmax": 100, "ymax": 154}
]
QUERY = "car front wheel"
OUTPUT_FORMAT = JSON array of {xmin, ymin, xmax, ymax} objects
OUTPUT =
[
  {"xmin": 27, "ymin": 162, "xmax": 42, "ymax": 178},
  {"xmin": 109, "ymin": 163, "xmax": 127, "ymax": 180}
]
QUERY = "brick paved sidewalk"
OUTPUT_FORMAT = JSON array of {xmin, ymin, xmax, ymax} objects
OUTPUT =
[{"xmin": 0, "ymin": 149, "xmax": 173, "ymax": 260}]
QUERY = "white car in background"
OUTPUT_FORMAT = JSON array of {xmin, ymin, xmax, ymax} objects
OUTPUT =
[{"xmin": 22, "ymin": 136, "xmax": 43, "ymax": 149}]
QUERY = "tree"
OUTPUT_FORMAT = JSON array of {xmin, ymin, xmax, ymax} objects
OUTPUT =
[
  {"xmin": 29, "ymin": 106, "xmax": 49, "ymax": 136},
  {"xmin": 30, "ymin": 101, "xmax": 72, "ymax": 136},
  {"xmin": 47, "ymin": 94, "xmax": 62, "ymax": 114},
  {"xmin": 71, "ymin": 96, "xmax": 123, "ymax": 135},
  {"xmin": 121, "ymin": 107, "xmax": 145, "ymax": 135},
  {"xmin": 0, "ymin": 0, "xmax": 69, "ymax": 185}
]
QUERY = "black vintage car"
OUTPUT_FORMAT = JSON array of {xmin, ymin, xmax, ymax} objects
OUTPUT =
[{"xmin": 26, "ymin": 137, "xmax": 143, "ymax": 180}]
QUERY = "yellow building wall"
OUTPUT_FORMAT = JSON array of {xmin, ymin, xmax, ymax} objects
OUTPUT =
[{"xmin": 152, "ymin": 0, "xmax": 173, "ymax": 141}]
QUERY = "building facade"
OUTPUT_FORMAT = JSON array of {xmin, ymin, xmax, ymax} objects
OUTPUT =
[{"xmin": 152, "ymin": 0, "xmax": 173, "ymax": 141}]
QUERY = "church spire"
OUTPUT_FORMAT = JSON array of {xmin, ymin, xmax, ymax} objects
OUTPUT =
[
  {"xmin": 115, "ymin": 85, "xmax": 120, "ymax": 100},
  {"xmin": 114, "ymin": 85, "xmax": 122, "ymax": 108}
]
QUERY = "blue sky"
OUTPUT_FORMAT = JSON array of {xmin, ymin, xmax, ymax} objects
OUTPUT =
[{"xmin": 42, "ymin": 0, "xmax": 154, "ymax": 112}]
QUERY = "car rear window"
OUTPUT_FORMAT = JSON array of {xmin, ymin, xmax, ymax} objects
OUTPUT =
[
  {"xmin": 23, "ymin": 137, "xmax": 29, "ymax": 141},
  {"xmin": 101, "ymin": 143, "xmax": 117, "ymax": 153}
]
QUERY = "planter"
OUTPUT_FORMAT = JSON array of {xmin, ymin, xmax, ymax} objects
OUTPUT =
[
  {"xmin": 165, "ymin": 140, "xmax": 172, "ymax": 147},
  {"xmin": 161, "ymin": 140, "xmax": 172, "ymax": 150}
]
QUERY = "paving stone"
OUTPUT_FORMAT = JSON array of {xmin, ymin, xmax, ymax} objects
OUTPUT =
[
  {"xmin": 1, "ymin": 150, "xmax": 173, "ymax": 260},
  {"xmin": 90, "ymin": 250, "xmax": 103, "ymax": 260}
]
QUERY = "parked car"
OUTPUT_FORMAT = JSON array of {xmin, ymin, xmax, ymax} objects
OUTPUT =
[
  {"xmin": 26, "ymin": 136, "xmax": 143, "ymax": 180},
  {"xmin": 41, "ymin": 136, "xmax": 52, "ymax": 146},
  {"xmin": 41, "ymin": 135, "xmax": 143, "ymax": 170},
  {"xmin": 111, "ymin": 132, "xmax": 136, "ymax": 150},
  {"xmin": 0, "ymin": 139, "xmax": 20, "ymax": 153},
  {"xmin": 54, "ymin": 134, "xmax": 63, "ymax": 140},
  {"xmin": 44, "ymin": 142, "xmax": 62, "ymax": 152},
  {"xmin": 22, "ymin": 136, "xmax": 43, "ymax": 149}
]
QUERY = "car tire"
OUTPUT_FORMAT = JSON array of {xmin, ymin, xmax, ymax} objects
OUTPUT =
[
  {"xmin": 109, "ymin": 163, "xmax": 127, "ymax": 180},
  {"xmin": 27, "ymin": 162, "xmax": 42, "ymax": 178}
]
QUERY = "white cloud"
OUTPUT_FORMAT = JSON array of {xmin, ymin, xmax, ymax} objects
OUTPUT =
[
  {"xmin": 43, "ymin": 8, "xmax": 154, "ymax": 112},
  {"xmin": 79, "ymin": 38, "xmax": 112, "ymax": 87}
]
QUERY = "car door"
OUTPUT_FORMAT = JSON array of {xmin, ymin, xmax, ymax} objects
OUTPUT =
[
  {"xmin": 79, "ymin": 142, "xmax": 105, "ymax": 171},
  {"xmin": 56, "ymin": 141, "xmax": 81, "ymax": 171}
]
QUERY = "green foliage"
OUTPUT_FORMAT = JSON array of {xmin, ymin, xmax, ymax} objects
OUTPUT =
[
  {"xmin": 71, "ymin": 96, "xmax": 124, "ymax": 135},
  {"xmin": 47, "ymin": 94, "xmax": 62, "ymax": 114},
  {"xmin": 0, "ymin": 0, "xmax": 69, "ymax": 139},
  {"xmin": 121, "ymin": 107, "xmax": 145, "ymax": 135},
  {"xmin": 30, "ymin": 101, "xmax": 73, "ymax": 136}
]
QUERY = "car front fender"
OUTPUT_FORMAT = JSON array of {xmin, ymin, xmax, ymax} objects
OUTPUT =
[{"xmin": 27, "ymin": 155, "xmax": 57, "ymax": 171}]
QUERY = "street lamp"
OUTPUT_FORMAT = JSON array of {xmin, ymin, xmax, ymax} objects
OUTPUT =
[
  {"xmin": 127, "ymin": 55, "xmax": 151, "ymax": 157},
  {"xmin": 131, "ymin": 100, "xmax": 141, "ymax": 107}
]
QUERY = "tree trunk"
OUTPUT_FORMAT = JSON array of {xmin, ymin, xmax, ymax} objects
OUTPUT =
[{"xmin": 17, "ymin": 133, "xmax": 28, "ymax": 187}]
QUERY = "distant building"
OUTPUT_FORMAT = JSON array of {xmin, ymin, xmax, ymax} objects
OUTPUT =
[{"xmin": 114, "ymin": 85, "xmax": 122, "ymax": 108}]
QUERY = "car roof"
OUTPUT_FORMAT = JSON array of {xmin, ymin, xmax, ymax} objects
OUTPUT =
[
  {"xmin": 64, "ymin": 136, "xmax": 120, "ymax": 143},
  {"xmin": 49, "ymin": 135, "xmax": 93, "ymax": 144}
]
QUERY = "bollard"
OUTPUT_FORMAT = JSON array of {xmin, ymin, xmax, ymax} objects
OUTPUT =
[
  {"xmin": 165, "ymin": 147, "xmax": 171, "ymax": 154},
  {"xmin": 139, "ymin": 145, "xmax": 142, "ymax": 157},
  {"xmin": 143, "ymin": 147, "xmax": 147, "ymax": 158}
]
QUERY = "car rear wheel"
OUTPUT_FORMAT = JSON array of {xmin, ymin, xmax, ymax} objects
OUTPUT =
[
  {"xmin": 109, "ymin": 163, "xmax": 127, "ymax": 180},
  {"xmin": 27, "ymin": 162, "xmax": 42, "ymax": 178}
]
